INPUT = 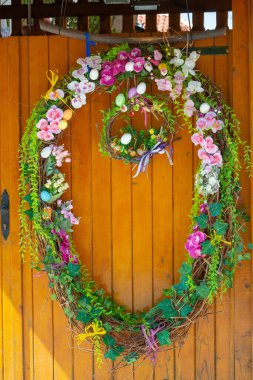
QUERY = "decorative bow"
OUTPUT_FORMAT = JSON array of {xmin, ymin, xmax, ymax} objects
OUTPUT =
[
  {"xmin": 132, "ymin": 141, "xmax": 173, "ymax": 178},
  {"xmin": 141, "ymin": 323, "xmax": 166, "ymax": 364},
  {"xmin": 44, "ymin": 69, "xmax": 71, "ymax": 109},
  {"xmin": 75, "ymin": 321, "xmax": 106, "ymax": 345}
]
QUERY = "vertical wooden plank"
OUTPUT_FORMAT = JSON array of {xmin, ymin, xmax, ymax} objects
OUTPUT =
[
  {"xmin": 192, "ymin": 13, "xmax": 204, "ymax": 31},
  {"xmin": 68, "ymin": 38, "xmax": 94, "ymax": 380},
  {"xmin": 90, "ymin": 43, "xmax": 113, "ymax": 379},
  {"xmin": 195, "ymin": 38, "xmax": 216, "ymax": 380},
  {"xmin": 20, "ymin": 36, "xmax": 35, "ymax": 380},
  {"xmin": 146, "ymin": 15, "xmax": 157, "ymax": 32},
  {"xmin": 122, "ymin": 15, "xmax": 134, "ymax": 33},
  {"xmin": 0, "ymin": 37, "xmax": 23, "ymax": 380},
  {"xmin": 232, "ymin": 1, "xmax": 252, "ymax": 379},
  {"xmin": 29, "ymin": 36, "xmax": 54, "ymax": 380},
  {"xmin": 169, "ymin": 14, "xmax": 181, "ymax": 31},
  {"xmin": 48, "ymin": 36, "xmax": 74, "ymax": 380},
  {"xmin": 214, "ymin": 35, "xmax": 234, "ymax": 380}
]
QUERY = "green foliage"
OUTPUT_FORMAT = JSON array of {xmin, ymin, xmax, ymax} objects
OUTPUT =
[
  {"xmin": 209, "ymin": 203, "xmax": 223, "ymax": 217},
  {"xmin": 194, "ymin": 214, "xmax": 208, "ymax": 229},
  {"xmin": 213, "ymin": 220, "xmax": 228, "ymax": 236},
  {"xmin": 157, "ymin": 330, "xmax": 171, "ymax": 346}
]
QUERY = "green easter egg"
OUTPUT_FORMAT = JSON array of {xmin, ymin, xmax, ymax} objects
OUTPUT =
[{"xmin": 115, "ymin": 93, "xmax": 126, "ymax": 107}]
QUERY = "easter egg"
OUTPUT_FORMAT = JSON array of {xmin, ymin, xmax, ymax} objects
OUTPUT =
[
  {"xmin": 125, "ymin": 61, "xmax": 134, "ymax": 72},
  {"xmin": 115, "ymin": 93, "xmax": 126, "ymax": 107},
  {"xmin": 42, "ymin": 207, "xmax": 52, "ymax": 220},
  {"xmin": 63, "ymin": 109, "xmax": 73, "ymax": 121},
  {"xmin": 41, "ymin": 146, "xmax": 52, "ymax": 158},
  {"xmin": 200, "ymin": 103, "xmax": 210, "ymax": 114},
  {"xmin": 121, "ymin": 105, "xmax": 128, "ymax": 112},
  {"xmin": 144, "ymin": 61, "xmax": 153, "ymax": 72},
  {"xmin": 40, "ymin": 190, "xmax": 51, "ymax": 202},
  {"xmin": 120, "ymin": 133, "xmax": 132, "ymax": 145},
  {"xmin": 136, "ymin": 82, "xmax": 146, "ymax": 95},
  {"xmin": 89, "ymin": 68, "xmax": 99, "ymax": 81},
  {"xmin": 128, "ymin": 87, "xmax": 137, "ymax": 99},
  {"xmin": 58, "ymin": 120, "xmax": 68, "ymax": 130}
]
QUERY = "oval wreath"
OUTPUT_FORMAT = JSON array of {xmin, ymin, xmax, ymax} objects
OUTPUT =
[{"xmin": 19, "ymin": 44, "xmax": 252, "ymax": 367}]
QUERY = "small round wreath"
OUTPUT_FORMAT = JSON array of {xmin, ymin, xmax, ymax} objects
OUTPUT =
[{"xmin": 19, "ymin": 44, "xmax": 252, "ymax": 368}]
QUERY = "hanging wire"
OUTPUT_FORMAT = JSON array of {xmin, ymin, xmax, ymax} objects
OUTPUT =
[{"xmin": 185, "ymin": 0, "xmax": 193, "ymax": 46}]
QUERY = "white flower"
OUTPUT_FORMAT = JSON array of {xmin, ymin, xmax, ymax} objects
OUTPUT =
[
  {"xmin": 79, "ymin": 80, "xmax": 95, "ymax": 94},
  {"xmin": 85, "ymin": 55, "xmax": 102, "ymax": 70},
  {"xmin": 72, "ymin": 67, "xmax": 88, "ymax": 81},
  {"xmin": 125, "ymin": 61, "xmax": 134, "ymax": 72},
  {"xmin": 67, "ymin": 81, "xmax": 81, "ymax": 92},
  {"xmin": 170, "ymin": 49, "xmax": 184, "ymax": 67},
  {"xmin": 189, "ymin": 51, "xmax": 200, "ymax": 62},
  {"xmin": 71, "ymin": 94, "xmax": 87, "ymax": 109},
  {"xmin": 182, "ymin": 58, "xmax": 196, "ymax": 77},
  {"xmin": 186, "ymin": 80, "xmax": 204, "ymax": 94},
  {"xmin": 208, "ymin": 177, "xmax": 218, "ymax": 186}
]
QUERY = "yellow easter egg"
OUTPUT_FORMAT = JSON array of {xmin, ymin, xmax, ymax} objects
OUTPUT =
[
  {"xmin": 63, "ymin": 109, "xmax": 73, "ymax": 121},
  {"xmin": 58, "ymin": 120, "xmax": 68, "ymax": 130}
]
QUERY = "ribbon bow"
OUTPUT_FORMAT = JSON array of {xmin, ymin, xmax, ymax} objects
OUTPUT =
[
  {"xmin": 76, "ymin": 321, "xmax": 106, "ymax": 345},
  {"xmin": 44, "ymin": 69, "xmax": 59, "ymax": 100},
  {"xmin": 141, "ymin": 323, "xmax": 166, "ymax": 364},
  {"xmin": 132, "ymin": 141, "xmax": 173, "ymax": 178}
]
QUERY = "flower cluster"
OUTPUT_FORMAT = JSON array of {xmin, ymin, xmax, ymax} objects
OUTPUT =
[
  {"xmin": 36, "ymin": 105, "xmax": 63, "ymax": 141},
  {"xmin": 51, "ymin": 144, "xmax": 71, "ymax": 167},
  {"xmin": 44, "ymin": 173, "xmax": 69, "ymax": 196},
  {"xmin": 52, "ymin": 229, "xmax": 78, "ymax": 263},
  {"xmin": 57, "ymin": 200, "xmax": 80, "ymax": 226},
  {"xmin": 185, "ymin": 230, "xmax": 207, "ymax": 258}
]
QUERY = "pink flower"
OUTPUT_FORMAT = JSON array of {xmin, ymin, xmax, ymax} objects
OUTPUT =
[
  {"xmin": 154, "ymin": 49, "xmax": 163, "ymax": 61},
  {"xmin": 49, "ymin": 89, "xmax": 64, "ymax": 100},
  {"xmin": 76, "ymin": 58, "xmax": 89, "ymax": 70},
  {"xmin": 79, "ymin": 80, "xmax": 95, "ymax": 94},
  {"xmin": 117, "ymin": 51, "xmax": 129, "ymax": 61},
  {"xmin": 37, "ymin": 130, "xmax": 54, "ymax": 141},
  {"xmin": 185, "ymin": 231, "xmax": 206, "ymax": 259},
  {"xmin": 133, "ymin": 57, "xmax": 145, "ymax": 73},
  {"xmin": 203, "ymin": 165, "xmax": 212, "ymax": 174},
  {"xmin": 49, "ymin": 120, "xmax": 61, "ymax": 134},
  {"xmin": 174, "ymin": 71, "xmax": 185, "ymax": 84},
  {"xmin": 188, "ymin": 247, "xmax": 202, "ymax": 259},
  {"xmin": 211, "ymin": 119, "xmax": 224, "ymax": 133},
  {"xmin": 46, "ymin": 106, "xmax": 63, "ymax": 122},
  {"xmin": 36, "ymin": 118, "xmax": 49, "ymax": 130},
  {"xmin": 72, "ymin": 67, "xmax": 88, "ymax": 80},
  {"xmin": 200, "ymin": 203, "xmax": 208, "ymax": 213},
  {"xmin": 204, "ymin": 136, "xmax": 219, "ymax": 154},
  {"xmin": 205, "ymin": 111, "xmax": 217, "ymax": 126},
  {"xmin": 155, "ymin": 78, "xmax": 172, "ymax": 92},
  {"xmin": 191, "ymin": 132, "xmax": 205, "ymax": 146},
  {"xmin": 184, "ymin": 99, "xmax": 196, "ymax": 117},
  {"xmin": 99, "ymin": 70, "xmax": 115, "ymax": 86},
  {"xmin": 112, "ymin": 59, "xmax": 125, "ymax": 76},
  {"xmin": 85, "ymin": 55, "xmax": 102, "ymax": 70},
  {"xmin": 129, "ymin": 48, "xmax": 141, "ymax": 59},
  {"xmin": 210, "ymin": 152, "xmax": 223, "ymax": 167},
  {"xmin": 198, "ymin": 148, "xmax": 212, "ymax": 164},
  {"xmin": 174, "ymin": 84, "xmax": 183, "ymax": 94},
  {"xmin": 150, "ymin": 59, "xmax": 160, "ymax": 67},
  {"xmin": 196, "ymin": 117, "xmax": 207, "ymax": 131}
]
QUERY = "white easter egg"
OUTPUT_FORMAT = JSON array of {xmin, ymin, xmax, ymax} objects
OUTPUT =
[
  {"xmin": 89, "ymin": 68, "xmax": 99, "ymax": 81},
  {"xmin": 200, "ymin": 103, "xmax": 210, "ymax": 114},
  {"xmin": 136, "ymin": 82, "xmax": 146, "ymax": 95},
  {"xmin": 41, "ymin": 146, "xmax": 52, "ymax": 158},
  {"xmin": 120, "ymin": 133, "xmax": 132, "ymax": 145},
  {"xmin": 144, "ymin": 61, "xmax": 153, "ymax": 72},
  {"xmin": 125, "ymin": 61, "xmax": 134, "ymax": 72}
]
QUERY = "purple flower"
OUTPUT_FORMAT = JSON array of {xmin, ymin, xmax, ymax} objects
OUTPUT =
[
  {"xmin": 133, "ymin": 57, "xmax": 145, "ymax": 73},
  {"xmin": 129, "ymin": 48, "xmax": 141, "ymax": 59},
  {"xmin": 102, "ymin": 61, "xmax": 114, "ymax": 71},
  {"xmin": 185, "ymin": 231, "xmax": 206, "ymax": 259},
  {"xmin": 99, "ymin": 70, "xmax": 115, "ymax": 86},
  {"xmin": 51, "ymin": 229, "xmax": 78, "ymax": 263},
  {"xmin": 117, "ymin": 51, "xmax": 129, "ymax": 61},
  {"xmin": 200, "ymin": 203, "xmax": 208, "ymax": 213},
  {"xmin": 112, "ymin": 59, "xmax": 126, "ymax": 76}
]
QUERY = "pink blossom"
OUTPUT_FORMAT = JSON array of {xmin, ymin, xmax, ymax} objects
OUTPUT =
[
  {"xmin": 203, "ymin": 165, "xmax": 212, "ymax": 174},
  {"xmin": 204, "ymin": 136, "xmax": 219, "ymax": 154},
  {"xmin": 37, "ymin": 130, "xmax": 54, "ymax": 141},
  {"xmin": 72, "ymin": 67, "xmax": 88, "ymax": 80},
  {"xmin": 99, "ymin": 70, "xmax": 115, "ymax": 86},
  {"xmin": 76, "ymin": 58, "xmax": 89, "ymax": 70},
  {"xmin": 117, "ymin": 51, "xmax": 129, "ymax": 61},
  {"xmin": 191, "ymin": 132, "xmax": 205, "ymax": 146},
  {"xmin": 211, "ymin": 119, "xmax": 224, "ymax": 133},
  {"xmin": 49, "ymin": 89, "xmax": 64, "ymax": 100},
  {"xmin": 184, "ymin": 99, "xmax": 196, "ymax": 117},
  {"xmin": 196, "ymin": 117, "xmax": 207, "ymax": 131},
  {"xmin": 85, "ymin": 55, "xmax": 102, "ymax": 70},
  {"xmin": 198, "ymin": 148, "xmax": 212, "ymax": 164},
  {"xmin": 150, "ymin": 59, "xmax": 160, "ymax": 67},
  {"xmin": 205, "ymin": 111, "xmax": 217, "ymax": 126},
  {"xmin": 129, "ymin": 48, "xmax": 141, "ymax": 59},
  {"xmin": 49, "ymin": 120, "xmax": 61, "ymax": 134},
  {"xmin": 174, "ymin": 84, "xmax": 183, "ymax": 94},
  {"xmin": 112, "ymin": 59, "xmax": 126, "ymax": 76},
  {"xmin": 46, "ymin": 105, "xmax": 63, "ymax": 122},
  {"xmin": 174, "ymin": 71, "xmax": 185, "ymax": 84},
  {"xmin": 155, "ymin": 78, "xmax": 172, "ymax": 92},
  {"xmin": 200, "ymin": 203, "xmax": 208, "ymax": 213},
  {"xmin": 154, "ymin": 49, "xmax": 163, "ymax": 61},
  {"xmin": 79, "ymin": 80, "xmax": 95, "ymax": 94},
  {"xmin": 133, "ymin": 57, "xmax": 145, "ymax": 73},
  {"xmin": 188, "ymin": 247, "xmax": 203, "ymax": 259},
  {"xmin": 36, "ymin": 118, "xmax": 49, "ymax": 130},
  {"xmin": 210, "ymin": 152, "xmax": 223, "ymax": 167},
  {"xmin": 102, "ymin": 61, "xmax": 114, "ymax": 71},
  {"xmin": 185, "ymin": 231, "xmax": 206, "ymax": 259}
]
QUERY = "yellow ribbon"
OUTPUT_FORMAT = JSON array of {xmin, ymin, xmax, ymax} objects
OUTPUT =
[
  {"xmin": 76, "ymin": 321, "xmax": 106, "ymax": 345},
  {"xmin": 44, "ymin": 69, "xmax": 72, "ymax": 110},
  {"xmin": 208, "ymin": 231, "xmax": 231, "ymax": 246}
]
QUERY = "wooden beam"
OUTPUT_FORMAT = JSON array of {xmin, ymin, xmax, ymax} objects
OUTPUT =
[
  {"xmin": 0, "ymin": 0, "xmax": 232, "ymax": 20},
  {"xmin": 39, "ymin": 20, "xmax": 227, "ymax": 44}
]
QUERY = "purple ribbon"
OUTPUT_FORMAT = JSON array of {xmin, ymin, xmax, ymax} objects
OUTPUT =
[
  {"xmin": 141, "ymin": 323, "xmax": 166, "ymax": 364},
  {"xmin": 132, "ymin": 141, "xmax": 173, "ymax": 178}
]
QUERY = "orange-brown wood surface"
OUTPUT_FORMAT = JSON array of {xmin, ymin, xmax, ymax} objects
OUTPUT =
[{"xmin": 0, "ymin": 5, "xmax": 252, "ymax": 378}]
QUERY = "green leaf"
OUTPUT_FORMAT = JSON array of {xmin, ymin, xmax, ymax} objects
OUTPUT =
[
  {"xmin": 195, "ymin": 283, "xmax": 210, "ymax": 300},
  {"xmin": 213, "ymin": 220, "xmax": 228, "ymax": 236},
  {"xmin": 157, "ymin": 330, "xmax": 171, "ymax": 346},
  {"xmin": 247, "ymin": 243, "xmax": 253, "ymax": 250},
  {"xmin": 157, "ymin": 299, "xmax": 178, "ymax": 319},
  {"xmin": 194, "ymin": 214, "xmax": 208, "ymax": 229},
  {"xmin": 237, "ymin": 253, "xmax": 251, "ymax": 262},
  {"xmin": 66, "ymin": 263, "xmax": 80, "ymax": 278},
  {"xmin": 179, "ymin": 304, "xmax": 192, "ymax": 317},
  {"xmin": 24, "ymin": 194, "xmax": 33, "ymax": 206},
  {"xmin": 78, "ymin": 295, "xmax": 91, "ymax": 308},
  {"xmin": 24, "ymin": 208, "xmax": 34, "ymax": 220},
  {"xmin": 104, "ymin": 346, "xmax": 124, "ymax": 361},
  {"xmin": 124, "ymin": 352, "xmax": 138, "ymax": 364},
  {"xmin": 209, "ymin": 203, "xmax": 223, "ymax": 217},
  {"xmin": 103, "ymin": 334, "xmax": 115, "ymax": 347},
  {"xmin": 51, "ymin": 293, "xmax": 57, "ymax": 301},
  {"xmin": 173, "ymin": 282, "xmax": 188, "ymax": 295},
  {"xmin": 76, "ymin": 310, "xmax": 92, "ymax": 324},
  {"xmin": 201, "ymin": 240, "xmax": 215, "ymax": 255}
]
